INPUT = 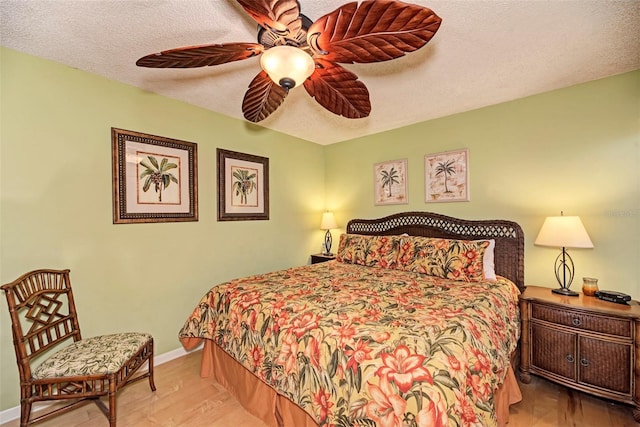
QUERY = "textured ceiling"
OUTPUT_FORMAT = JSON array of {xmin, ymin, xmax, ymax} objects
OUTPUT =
[{"xmin": 1, "ymin": 0, "xmax": 639, "ymax": 145}]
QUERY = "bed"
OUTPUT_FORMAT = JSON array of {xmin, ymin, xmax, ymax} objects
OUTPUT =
[{"xmin": 179, "ymin": 211, "xmax": 525, "ymax": 427}]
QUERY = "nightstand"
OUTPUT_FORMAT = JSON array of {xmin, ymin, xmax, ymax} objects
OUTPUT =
[
  {"xmin": 519, "ymin": 285, "xmax": 640, "ymax": 421},
  {"xmin": 310, "ymin": 253, "xmax": 336, "ymax": 264}
]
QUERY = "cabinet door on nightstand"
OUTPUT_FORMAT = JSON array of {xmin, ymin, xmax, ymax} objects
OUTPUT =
[
  {"xmin": 532, "ymin": 323, "xmax": 577, "ymax": 381},
  {"xmin": 578, "ymin": 336, "xmax": 631, "ymax": 395}
]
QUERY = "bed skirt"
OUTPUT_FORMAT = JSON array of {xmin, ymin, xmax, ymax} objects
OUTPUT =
[{"xmin": 182, "ymin": 338, "xmax": 522, "ymax": 427}]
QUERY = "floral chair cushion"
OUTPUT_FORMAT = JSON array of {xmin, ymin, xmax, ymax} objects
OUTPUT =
[
  {"xmin": 336, "ymin": 234, "xmax": 402, "ymax": 268},
  {"xmin": 32, "ymin": 332, "xmax": 152, "ymax": 378},
  {"xmin": 397, "ymin": 236, "xmax": 490, "ymax": 281}
]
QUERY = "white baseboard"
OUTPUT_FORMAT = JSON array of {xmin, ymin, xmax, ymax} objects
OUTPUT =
[
  {"xmin": 0, "ymin": 343, "xmax": 202, "ymax": 425},
  {"xmin": 153, "ymin": 343, "xmax": 201, "ymax": 366}
]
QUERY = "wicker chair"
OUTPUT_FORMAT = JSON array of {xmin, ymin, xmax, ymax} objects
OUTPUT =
[{"xmin": 2, "ymin": 269, "xmax": 156, "ymax": 426}]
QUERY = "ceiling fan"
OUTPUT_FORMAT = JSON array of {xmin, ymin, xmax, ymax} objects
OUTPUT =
[{"xmin": 136, "ymin": 0, "xmax": 442, "ymax": 123}]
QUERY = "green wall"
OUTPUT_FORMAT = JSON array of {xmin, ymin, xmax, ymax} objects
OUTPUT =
[
  {"xmin": 0, "ymin": 48, "xmax": 325, "ymax": 410},
  {"xmin": 1, "ymin": 46, "xmax": 638, "ymax": 414},
  {"xmin": 325, "ymin": 70, "xmax": 639, "ymax": 299}
]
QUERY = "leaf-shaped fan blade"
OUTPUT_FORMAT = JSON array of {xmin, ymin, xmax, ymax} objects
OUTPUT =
[
  {"xmin": 303, "ymin": 59, "xmax": 371, "ymax": 119},
  {"xmin": 242, "ymin": 70, "xmax": 288, "ymax": 122},
  {"xmin": 236, "ymin": 0, "xmax": 301, "ymax": 34},
  {"xmin": 307, "ymin": 0, "xmax": 442, "ymax": 64},
  {"xmin": 136, "ymin": 43, "xmax": 263, "ymax": 68}
]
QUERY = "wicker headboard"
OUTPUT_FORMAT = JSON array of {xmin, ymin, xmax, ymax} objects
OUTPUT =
[{"xmin": 346, "ymin": 211, "xmax": 525, "ymax": 292}]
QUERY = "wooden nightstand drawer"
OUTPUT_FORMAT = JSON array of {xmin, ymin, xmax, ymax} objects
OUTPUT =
[{"xmin": 531, "ymin": 303, "xmax": 632, "ymax": 338}]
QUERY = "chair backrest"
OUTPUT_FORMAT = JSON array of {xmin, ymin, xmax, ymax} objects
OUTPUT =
[{"xmin": 2, "ymin": 269, "xmax": 82, "ymax": 380}]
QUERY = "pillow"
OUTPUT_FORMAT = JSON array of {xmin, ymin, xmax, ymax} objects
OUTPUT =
[
  {"xmin": 336, "ymin": 234, "xmax": 402, "ymax": 269},
  {"xmin": 397, "ymin": 236, "xmax": 493, "ymax": 282},
  {"xmin": 482, "ymin": 239, "xmax": 496, "ymax": 281}
]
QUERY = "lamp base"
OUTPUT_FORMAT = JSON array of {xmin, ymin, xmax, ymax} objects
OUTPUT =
[
  {"xmin": 551, "ymin": 287, "xmax": 579, "ymax": 297},
  {"xmin": 323, "ymin": 229, "xmax": 333, "ymax": 257}
]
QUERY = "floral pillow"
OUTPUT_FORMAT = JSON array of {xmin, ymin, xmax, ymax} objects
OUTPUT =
[
  {"xmin": 336, "ymin": 234, "xmax": 402, "ymax": 269},
  {"xmin": 396, "ymin": 236, "xmax": 492, "ymax": 282}
]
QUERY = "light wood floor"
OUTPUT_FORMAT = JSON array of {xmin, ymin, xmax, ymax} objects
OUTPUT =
[{"xmin": 2, "ymin": 350, "xmax": 637, "ymax": 426}]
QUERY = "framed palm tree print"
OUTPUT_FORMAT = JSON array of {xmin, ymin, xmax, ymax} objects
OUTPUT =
[
  {"xmin": 374, "ymin": 159, "xmax": 408, "ymax": 205},
  {"xmin": 425, "ymin": 148, "xmax": 469, "ymax": 203},
  {"xmin": 217, "ymin": 149, "xmax": 269, "ymax": 221},
  {"xmin": 112, "ymin": 128, "xmax": 198, "ymax": 224}
]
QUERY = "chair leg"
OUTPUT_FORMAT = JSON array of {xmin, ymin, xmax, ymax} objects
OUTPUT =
[
  {"xmin": 20, "ymin": 400, "xmax": 31, "ymax": 427},
  {"xmin": 148, "ymin": 343, "xmax": 157, "ymax": 392},
  {"xmin": 108, "ymin": 379, "xmax": 117, "ymax": 427}
]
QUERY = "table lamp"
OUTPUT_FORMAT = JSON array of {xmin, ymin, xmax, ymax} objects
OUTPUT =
[{"xmin": 534, "ymin": 212, "xmax": 594, "ymax": 296}]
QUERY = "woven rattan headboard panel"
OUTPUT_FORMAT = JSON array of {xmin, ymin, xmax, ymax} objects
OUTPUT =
[{"xmin": 346, "ymin": 211, "xmax": 525, "ymax": 292}]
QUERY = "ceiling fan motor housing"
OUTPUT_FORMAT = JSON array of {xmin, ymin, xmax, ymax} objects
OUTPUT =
[{"xmin": 257, "ymin": 14, "xmax": 313, "ymax": 48}]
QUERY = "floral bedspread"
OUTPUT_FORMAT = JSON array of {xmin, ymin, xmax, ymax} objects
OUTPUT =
[{"xmin": 179, "ymin": 261, "xmax": 520, "ymax": 427}]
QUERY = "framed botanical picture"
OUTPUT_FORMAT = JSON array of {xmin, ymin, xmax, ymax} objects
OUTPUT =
[
  {"xmin": 374, "ymin": 158, "xmax": 408, "ymax": 205},
  {"xmin": 112, "ymin": 128, "xmax": 198, "ymax": 224},
  {"xmin": 425, "ymin": 148, "xmax": 469, "ymax": 202},
  {"xmin": 217, "ymin": 148, "xmax": 269, "ymax": 221}
]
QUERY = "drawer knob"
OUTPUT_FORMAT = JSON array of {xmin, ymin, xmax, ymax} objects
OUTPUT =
[
  {"xmin": 572, "ymin": 317, "xmax": 582, "ymax": 326},
  {"xmin": 580, "ymin": 358, "xmax": 590, "ymax": 367},
  {"xmin": 566, "ymin": 354, "xmax": 575, "ymax": 363}
]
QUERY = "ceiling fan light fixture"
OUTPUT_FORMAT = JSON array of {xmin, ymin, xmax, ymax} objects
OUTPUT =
[{"xmin": 260, "ymin": 46, "xmax": 315, "ymax": 91}]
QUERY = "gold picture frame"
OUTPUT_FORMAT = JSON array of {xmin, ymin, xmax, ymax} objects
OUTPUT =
[
  {"xmin": 425, "ymin": 148, "xmax": 469, "ymax": 203},
  {"xmin": 112, "ymin": 128, "xmax": 198, "ymax": 224},
  {"xmin": 217, "ymin": 148, "xmax": 269, "ymax": 221}
]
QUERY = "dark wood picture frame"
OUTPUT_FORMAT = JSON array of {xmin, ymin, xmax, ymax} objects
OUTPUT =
[
  {"xmin": 112, "ymin": 128, "xmax": 198, "ymax": 224},
  {"xmin": 217, "ymin": 148, "xmax": 269, "ymax": 221}
]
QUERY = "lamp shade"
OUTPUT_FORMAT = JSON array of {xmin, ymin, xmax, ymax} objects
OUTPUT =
[
  {"xmin": 534, "ymin": 216, "xmax": 594, "ymax": 249},
  {"xmin": 260, "ymin": 46, "xmax": 315, "ymax": 90},
  {"xmin": 320, "ymin": 212, "xmax": 337, "ymax": 230}
]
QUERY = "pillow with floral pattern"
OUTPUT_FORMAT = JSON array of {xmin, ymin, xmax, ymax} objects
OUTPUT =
[
  {"xmin": 396, "ymin": 236, "xmax": 491, "ymax": 281},
  {"xmin": 336, "ymin": 234, "xmax": 402, "ymax": 269}
]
